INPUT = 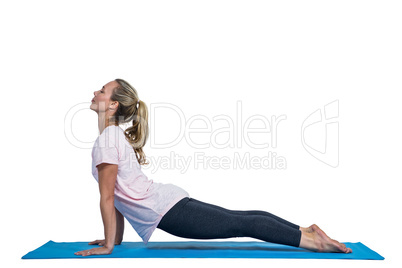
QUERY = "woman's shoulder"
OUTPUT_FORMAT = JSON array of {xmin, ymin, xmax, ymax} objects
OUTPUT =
[{"xmin": 102, "ymin": 125, "xmax": 126, "ymax": 137}]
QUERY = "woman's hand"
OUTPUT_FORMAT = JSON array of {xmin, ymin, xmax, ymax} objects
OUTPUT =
[
  {"xmin": 88, "ymin": 239, "xmax": 121, "ymax": 246},
  {"xmin": 74, "ymin": 245, "xmax": 113, "ymax": 257},
  {"xmin": 88, "ymin": 239, "xmax": 107, "ymax": 246}
]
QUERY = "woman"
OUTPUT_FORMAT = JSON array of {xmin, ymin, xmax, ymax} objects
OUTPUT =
[{"xmin": 74, "ymin": 79, "xmax": 352, "ymax": 256}]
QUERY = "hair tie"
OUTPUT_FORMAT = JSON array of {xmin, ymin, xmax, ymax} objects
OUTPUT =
[{"xmin": 134, "ymin": 99, "xmax": 140, "ymax": 116}]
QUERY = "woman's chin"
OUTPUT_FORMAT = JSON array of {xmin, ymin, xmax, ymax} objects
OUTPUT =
[{"xmin": 89, "ymin": 104, "xmax": 97, "ymax": 112}]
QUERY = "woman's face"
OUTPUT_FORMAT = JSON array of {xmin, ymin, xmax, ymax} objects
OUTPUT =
[{"xmin": 90, "ymin": 81, "xmax": 119, "ymax": 114}]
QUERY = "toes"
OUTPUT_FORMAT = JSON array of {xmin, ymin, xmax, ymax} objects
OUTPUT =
[
  {"xmin": 343, "ymin": 245, "xmax": 353, "ymax": 254},
  {"xmin": 340, "ymin": 245, "xmax": 347, "ymax": 252},
  {"xmin": 329, "ymin": 239, "xmax": 345, "ymax": 252},
  {"xmin": 337, "ymin": 242, "xmax": 350, "ymax": 253}
]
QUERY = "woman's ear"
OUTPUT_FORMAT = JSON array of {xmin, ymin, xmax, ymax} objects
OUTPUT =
[{"xmin": 109, "ymin": 101, "xmax": 119, "ymax": 111}]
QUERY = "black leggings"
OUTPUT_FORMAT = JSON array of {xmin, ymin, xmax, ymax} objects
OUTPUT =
[{"xmin": 157, "ymin": 197, "xmax": 302, "ymax": 247}]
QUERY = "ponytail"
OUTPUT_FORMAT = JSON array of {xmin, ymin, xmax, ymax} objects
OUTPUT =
[
  {"xmin": 124, "ymin": 99, "xmax": 149, "ymax": 165},
  {"xmin": 111, "ymin": 79, "xmax": 150, "ymax": 166}
]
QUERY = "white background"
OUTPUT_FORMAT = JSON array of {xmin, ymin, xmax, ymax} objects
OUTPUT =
[{"xmin": 1, "ymin": 1, "xmax": 400, "ymax": 267}]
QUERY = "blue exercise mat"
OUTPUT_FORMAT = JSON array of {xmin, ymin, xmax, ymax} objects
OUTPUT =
[{"xmin": 21, "ymin": 240, "xmax": 384, "ymax": 260}]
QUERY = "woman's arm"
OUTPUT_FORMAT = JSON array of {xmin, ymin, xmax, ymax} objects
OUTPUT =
[
  {"xmin": 115, "ymin": 207, "xmax": 124, "ymax": 245},
  {"xmin": 74, "ymin": 163, "xmax": 120, "ymax": 256},
  {"xmin": 92, "ymin": 208, "xmax": 124, "ymax": 245},
  {"xmin": 86, "ymin": 207, "xmax": 124, "ymax": 247},
  {"xmin": 97, "ymin": 163, "xmax": 119, "ymax": 251}
]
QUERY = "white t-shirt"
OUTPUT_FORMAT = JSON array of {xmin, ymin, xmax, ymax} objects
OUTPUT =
[{"xmin": 91, "ymin": 125, "xmax": 190, "ymax": 244}]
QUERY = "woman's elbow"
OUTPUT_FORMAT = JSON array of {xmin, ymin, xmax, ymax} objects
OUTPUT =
[{"xmin": 100, "ymin": 194, "xmax": 115, "ymax": 204}]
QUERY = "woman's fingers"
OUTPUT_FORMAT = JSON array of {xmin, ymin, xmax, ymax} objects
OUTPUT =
[
  {"xmin": 75, "ymin": 246, "xmax": 112, "ymax": 256},
  {"xmin": 74, "ymin": 249, "xmax": 91, "ymax": 256},
  {"xmin": 88, "ymin": 239, "xmax": 105, "ymax": 245}
]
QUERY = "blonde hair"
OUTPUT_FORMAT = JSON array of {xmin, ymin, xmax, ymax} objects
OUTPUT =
[{"xmin": 110, "ymin": 78, "xmax": 149, "ymax": 166}]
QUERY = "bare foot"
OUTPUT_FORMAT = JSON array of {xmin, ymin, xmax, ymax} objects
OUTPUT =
[{"xmin": 299, "ymin": 224, "xmax": 352, "ymax": 253}]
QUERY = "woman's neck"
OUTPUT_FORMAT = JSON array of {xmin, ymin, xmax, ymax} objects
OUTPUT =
[{"xmin": 98, "ymin": 113, "xmax": 117, "ymax": 135}]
